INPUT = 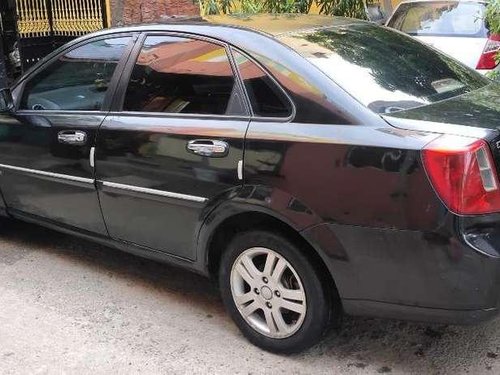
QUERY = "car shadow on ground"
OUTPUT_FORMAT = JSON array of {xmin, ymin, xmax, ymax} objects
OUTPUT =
[{"xmin": 0, "ymin": 217, "xmax": 498, "ymax": 373}]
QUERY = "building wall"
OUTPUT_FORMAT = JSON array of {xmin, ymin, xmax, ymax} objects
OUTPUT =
[{"xmin": 111, "ymin": 0, "xmax": 200, "ymax": 26}]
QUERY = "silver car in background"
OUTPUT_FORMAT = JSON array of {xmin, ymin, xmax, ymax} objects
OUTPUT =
[{"xmin": 386, "ymin": 0, "xmax": 499, "ymax": 74}]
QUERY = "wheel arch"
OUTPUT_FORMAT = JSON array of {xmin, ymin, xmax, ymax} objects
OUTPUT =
[{"xmin": 197, "ymin": 204, "xmax": 341, "ymax": 305}]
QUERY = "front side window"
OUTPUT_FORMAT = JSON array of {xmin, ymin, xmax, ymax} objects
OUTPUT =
[
  {"xmin": 233, "ymin": 50, "xmax": 293, "ymax": 118},
  {"xmin": 20, "ymin": 37, "xmax": 131, "ymax": 111},
  {"xmin": 123, "ymin": 35, "xmax": 244, "ymax": 115}
]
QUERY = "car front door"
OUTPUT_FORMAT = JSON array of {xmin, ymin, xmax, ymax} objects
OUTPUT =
[
  {"xmin": 0, "ymin": 35, "xmax": 133, "ymax": 234},
  {"xmin": 95, "ymin": 34, "xmax": 249, "ymax": 259}
]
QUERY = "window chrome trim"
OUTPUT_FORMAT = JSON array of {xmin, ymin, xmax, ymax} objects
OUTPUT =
[
  {"xmin": 0, "ymin": 164, "xmax": 94, "ymax": 184},
  {"xmin": 100, "ymin": 181, "xmax": 208, "ymax": 203},
  {"xmin": 14, "ymin": 109, "xmax": 108, "ymax": 116},
  {"xmin": 107, "ymin": 110, "xmax": 251, "ymax": 121}
]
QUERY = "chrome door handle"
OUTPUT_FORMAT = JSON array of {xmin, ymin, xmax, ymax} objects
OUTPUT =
[
  {"xmin": 58, "ymin": 130, "xmax": 87, "ymax": 145},
  {"xmin": 187, "ymin": 140, "xmax": 229, "ymax": 157}
]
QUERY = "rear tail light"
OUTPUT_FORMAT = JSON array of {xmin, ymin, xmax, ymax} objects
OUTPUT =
[
  {"xmin": 422, "ymin": 135, "xmax": 500, "ymax": 215},
  {"xmin": 476, "ymin": 34, "xmax": 500, "ymax": 70}
]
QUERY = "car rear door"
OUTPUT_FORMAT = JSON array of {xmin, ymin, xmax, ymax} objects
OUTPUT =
[
  {"xmin": 95, "ymin": 33, "xmax": 249, "ymax": 260},
  {"xmin": 0, "ymin": 34, "xmax": 134, "ymax": 234}
]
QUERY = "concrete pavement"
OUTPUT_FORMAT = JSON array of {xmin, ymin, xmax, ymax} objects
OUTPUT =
[{"xmin": 0, "ymin": 218, "xmax": 499, "ymax": 374}]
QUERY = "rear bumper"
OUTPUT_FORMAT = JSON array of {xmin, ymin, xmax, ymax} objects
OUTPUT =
[{"xmin": 302, "ymin": 220, "xmax": 500, "ymax": 325}]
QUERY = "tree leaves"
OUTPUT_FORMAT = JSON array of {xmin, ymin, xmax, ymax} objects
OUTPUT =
[
  {"xmin": 485, "ymin": 0, "xmax": 500, "ymax": 81},
  {"xmin": 197, "ymin": 0, "xmax": 366, "ymax": 18},
  {"xmin": 316, "ymin": 0, "xmax": 366, "ymax": 19}
]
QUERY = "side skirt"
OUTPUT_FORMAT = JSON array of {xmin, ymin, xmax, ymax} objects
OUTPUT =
[
  {"xmin": 343, "ymin": 299, "xmax": 498, "ymax": 325},
  {"xmin": 8, "ymin": 209, "xmax": 203, "ymax": 275}
]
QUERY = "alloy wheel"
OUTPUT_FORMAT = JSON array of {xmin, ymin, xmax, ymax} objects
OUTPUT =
[{"xmin": 230, "ymin": 247, "xmax": 307, "ymax": 339}]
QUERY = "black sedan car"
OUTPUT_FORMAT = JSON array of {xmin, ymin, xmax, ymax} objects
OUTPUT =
[{"xmin": 0, "ymin": 14, "xmax": 499, "ymax": 353}]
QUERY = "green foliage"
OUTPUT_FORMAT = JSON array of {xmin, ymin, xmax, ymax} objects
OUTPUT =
[
  {"xmin": 237, "ymin": 0, "xmax": 265, "ymax": 14},
  {"xmin": 485, "ymin": 0, "xmax": 500, "ymax": 34},
  {"xmin": 485, "ymin": 0, "xmax": 500, "ymax": 81},
  {"xmin": 316, "ymin": 0, "xmax": 366, "ymax": 19},
  {"xmin": 197, "ymin": 0, "xmax": 365, "ymax": 17},
  {"xmin": 240, "ymin": 0, "xmax": 266, "ymax": 14},
  {"xmin": 199, "ymin": 0, "xmax": 233, "ymax": 15},
  {"xmin": 295, "ymin": 0, "xmax": 315, "ymax": 13},
  {"xmin": 263, "ymin": 0, "xmax": 314, "ymax": 13}
]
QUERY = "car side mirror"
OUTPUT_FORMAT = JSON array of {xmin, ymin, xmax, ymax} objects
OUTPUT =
[{"xmin": 0, "ymin": 88, "xmax": 14, "ymax": 113}]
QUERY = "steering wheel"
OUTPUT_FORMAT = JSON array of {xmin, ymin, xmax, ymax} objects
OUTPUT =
[{"xmin": 29, "ymin": 97, "xmax": 61, "ymax": 111}]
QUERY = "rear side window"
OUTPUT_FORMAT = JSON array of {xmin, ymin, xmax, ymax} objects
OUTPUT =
[
  {"xmin": 123, "ymin": 35, "xmax": 245, "ymax": 115},
  {"xmin": 232, "ymin": 50, "xmax": 292, "ymax": 118},
  {"xmin": 387, "ymin": 1, "xmax": 487, "ymax": 37},
  {"xmin": 20, "ymin": 37, "xmax": 131, "ymax": 111}
]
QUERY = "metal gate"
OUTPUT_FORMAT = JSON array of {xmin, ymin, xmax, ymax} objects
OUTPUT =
[{"xmin": 16, "ymin": 0, "xmax": 110, "ymax": 71}]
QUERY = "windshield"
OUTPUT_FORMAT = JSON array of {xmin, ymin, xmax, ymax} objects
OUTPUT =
[
  {"xmin": 387, "ymin": 1, "xmax": 487, "ymax": 37},
  {"xmin": 280, "ymin": 23, "xmax": 490, "ymax": 114}
]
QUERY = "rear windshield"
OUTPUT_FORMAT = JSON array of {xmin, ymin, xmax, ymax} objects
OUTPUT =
[
  {"xmin": 280, "ymin": 24, "xmax": 490, "ymax": 114},
  {"xmin": 387, "ymin": 1, "xmax": 487, "ymax": 37}
]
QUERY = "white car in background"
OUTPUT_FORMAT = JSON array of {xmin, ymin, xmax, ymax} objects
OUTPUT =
[{"xmin": 386, "ymin": 0, "xmax": 500, "ymax": 74}]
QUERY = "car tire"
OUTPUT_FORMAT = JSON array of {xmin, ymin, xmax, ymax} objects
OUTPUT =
[{"xmin": 219, "ymin": 230, "xmax": 339, "ymax": 354}]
